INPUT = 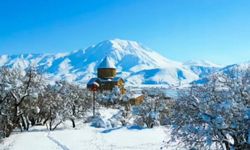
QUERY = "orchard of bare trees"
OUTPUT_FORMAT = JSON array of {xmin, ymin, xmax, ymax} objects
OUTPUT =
[
  {"xmin": 1, "ymin": 65, "xmax": 249, "ymax": 150},
  {"xmin": 0, "ymin": 67, "xmax": 92, "ymax": 139},
  {"xmin": 167, "ymin": 67, "xmax": 250, "ymax": 150}
]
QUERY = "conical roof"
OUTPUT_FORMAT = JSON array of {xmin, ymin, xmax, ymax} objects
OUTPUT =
[{"xmin": 98, "ymin": 56, "xmax": 116, "ymax": 69}]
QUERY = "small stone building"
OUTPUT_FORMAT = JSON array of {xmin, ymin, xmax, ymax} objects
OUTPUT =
[{"xmin": 87, "ymin": 57, "xmax": 126, "ymax": 94}]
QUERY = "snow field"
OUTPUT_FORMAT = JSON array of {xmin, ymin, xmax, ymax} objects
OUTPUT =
[{"xmin": 0, "ymin": 124, "xmax": 169, "ymax": 150}]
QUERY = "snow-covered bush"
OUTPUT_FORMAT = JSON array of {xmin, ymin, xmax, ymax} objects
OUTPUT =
[
  {"xmin": 133, "ymin": 89, "xmax": 170, "ymax": 128},
  {"xmin": 93, "ymin": 87, "xmax": 134, "ymax": 127},
  {"xmin": 90, "ymin": 107, "xmax": 130, "ymax": 129},
  {"xmin": 91, "ymin": 113, "xmax": 108, "ymax": 128},
  {"xmin": 167, "ymin": 67, "xmax": 250, "ymax": 150},
  {"xmin": 109, "ymin": 108, "xmax": 129, "ymax": 127}
]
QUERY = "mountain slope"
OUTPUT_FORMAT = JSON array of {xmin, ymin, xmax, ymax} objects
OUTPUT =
[
  {"xmin": 184, "ymin": 60, "xmax": 222, "ymax": 78},
  {"xmin": 192, "ymin": 61, "xmax": 250, "ymax": 84},
  {"xmin": 0, "ymin": 39, "xmax": 201, "ymax": 86}
]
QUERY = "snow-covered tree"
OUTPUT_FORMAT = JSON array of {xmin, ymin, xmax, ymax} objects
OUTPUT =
[
  {"xmin": 0, "ymin": 66, "xmax": 94, "ymax": 137},
  {"xmin": 167, "ymin": 67, "xmax": 250, "ymax": 150},
  {"xmin": 56, "ymin": 81, "xmax": 92, "ymax": 128},
  {"xmin": 39, "ymin": 81, "xmax": 92, "ymax": 130},
  {"xmin": 96, "ymin": 86, "xmax": 123, "ymax": 105},
  {"xmin": 91, "ymin": 87, "xmax": 134, "ymax": 127},
  {"xmin": 133, "ymin": 89, "xmax": 170, "ymax": 128},
  {"xmin": 0, "ymin": 67, "xmax": 45, "ymax": 137}
]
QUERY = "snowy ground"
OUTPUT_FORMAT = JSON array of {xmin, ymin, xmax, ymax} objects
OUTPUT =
[
  {"xmin": 0, "ymin": 124, "xmax": 172, "ymax": 150},
  {"xmin": 0, "ymin": 108, "xmax": 182, "ymax": 150}
]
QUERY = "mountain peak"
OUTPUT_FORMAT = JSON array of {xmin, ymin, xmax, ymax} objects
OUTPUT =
[
  {"xmin": 184, "ymin": 60, "xmax": 222, "ymax": 68},
  {"xmin": 96, "ymin": 39, "xmax": 145, "ymax": 52},
  {"xmin": 108, "ymin": 38, "xmax": 139, "ymax": 44},
  {"xmin": 0, "ymin": 39, "xmax": 226, "ymax": 85},
  {"xmin": 109, "ymin": 38, "xmax": 140, "ymax": 45}
]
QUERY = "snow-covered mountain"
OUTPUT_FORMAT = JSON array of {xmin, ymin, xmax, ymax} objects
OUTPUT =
[
  {"xmin": 0, "ymin": 39, "xmax": 224, "ymax": 86},
  {"xmin": 184, "ymin": 60, "xmax": 222, "ymax": 68},
  {"xmin": 184, "ymin": 60, "xmax": 222, "ymax": 78},
  {"xmin": 192, "ymin": 61, "xmax": 250, "ymax": 84},
  {"xmin": 220, "ymin": 62, "xmax": 250, "ymax": 74}
]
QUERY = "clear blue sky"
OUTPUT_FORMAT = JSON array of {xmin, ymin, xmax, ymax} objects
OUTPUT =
[{"xmin": 0, "ymin": 0, "xmax": 250, "ymax": 65}]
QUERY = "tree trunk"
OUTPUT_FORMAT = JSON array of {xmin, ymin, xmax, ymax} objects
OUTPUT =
[
  {"xmin": 70, "ymin": 118, "xmax": 76, "ymax": 128},
  {"xmin": 93, "ymin": 91, "xmax": 96, "ymax": 117},
  {"xmin": 30, "ymin": 117, "xmax": 35, "ymax": 126},
  {"xmin": 43, "ymin": 118, "xmax": 49, "ymax": 125},
  {"xmin": 223, "ymin": 141, "xmax": 230, "ymax": 150},
  {"xmin": 72, "ymin": 105, "xmax": 76, "ymax": 116},
  {"xmin": 13, "ymin": 104, "xmax": 19, "ymax": 125},
  {"xmin": 5, "ymin": 124, "xmax": 13, "ymax": 137},
  {"xmin": 52, "ymin": 121, "xmax": 62, "ymax": 130},
  {"xmin": 26, "ymin": 116, "xmax": 30, "ymax": 131},
  {"xmin": 21, "ymin": 115, "xmax": 27, "ymax": 131},
  {"xmin": 49, "ymin": 118, "xmax": 53, "ymax": 131}
]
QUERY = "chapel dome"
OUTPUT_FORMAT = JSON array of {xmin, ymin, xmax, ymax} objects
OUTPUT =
[{"xmin": 97, "ymin": 57, "xmax": 116, "ymax": 78}]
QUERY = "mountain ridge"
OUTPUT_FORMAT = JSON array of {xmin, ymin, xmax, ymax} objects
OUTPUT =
[{"xmin": 0, "ymin": 39, "xmax": 229, "ymax": 86}]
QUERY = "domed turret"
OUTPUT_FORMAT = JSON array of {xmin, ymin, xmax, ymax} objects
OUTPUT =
[{"xmin": 97, "ymin": 57, "xmax": 116, "ymax": 79}]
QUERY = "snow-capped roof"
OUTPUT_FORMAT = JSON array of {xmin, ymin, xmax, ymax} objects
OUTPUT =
[
  {"xmin": 87, "ymin": 78, "xmax": 99, "ymax": 85},
  {"xmin": 87, "ymin": 77, "xmax": 124, "ymax": 86},
  {"xmin": 98, "ymin": 57, "xmax": 116, "ymax": 69}
]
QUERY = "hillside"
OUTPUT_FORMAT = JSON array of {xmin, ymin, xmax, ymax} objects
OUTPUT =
[{"xmin": 0, "ymin": 39, "xmax": 223, "ymax": 86}]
